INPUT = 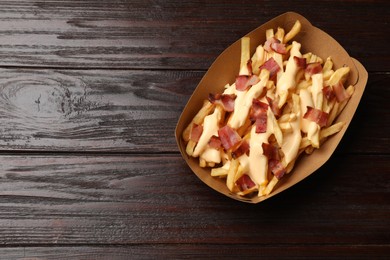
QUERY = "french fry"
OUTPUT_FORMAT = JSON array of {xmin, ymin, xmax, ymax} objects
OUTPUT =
[
  {"xmin": 326, "ymin": 67, "xmax": 350, "ymax": 86},
  {"xmin": 182, "ymin": 101, "xmax": 213, "ymax": 141},
  {"xmin": 275, "ymin": 27, "xmax": 285, "ymax": 42},
  {"xmin": 234, "ymin": 166, "xmax": 245, "ymax": 183},
  {"xmin": 303, "ymin": 52, "xmax": 312, "ymax": 61},
  {"xmin": 299, "ymin": 137, "xmax": 311, "ymax": 150},
  {"xmin": 266, "ymin": 28, "xmax": 274, "ymax": 40},
  {"xmin": 185, "ymin": 140, "xmax": 196, "ymax": 156},
  {"xmin": 322, "ymin": 69, "xmax": 334, "ymax": 81},
  {"xmin": 297, "ymin": 80, "xmax": 312, "ymax": 90},
  {"xmin": 237, "ymin": 186, "xmax": 258, "ymax": 196},
  {"xmin": 278, "ymin": 113, "xmax": 293, "ymax": 123},
  {"xmin": 211, "ymin": 167, "xmax": 228, "ymax": 177},
  {"xmin": 283, "ymin": 20, "xmax": 301, "ymax": 43},
  {"xmin": 337, "ymin": 85, "xmax": 355, "ymax": 116},
  {"xmin": 320, "ymin": 122, "xmax": 344, "ymax": 140},
  {"xmin": 269, "ymin": 110, "xmax": 283, "ymax": 146},
  {"xmin": 327, "ymin": 101, "xmax": 340, "ymax": 126},
  {"xmin": 199, "ymin": 158, "xmax": 207, "ymax": 168},
  {"xmin": 226, "ymin": 159, "xmax": 239, "ymax": 192},
  {"xmin": 264, "ymin": 176, "xmax": 279, "ymax": 195},
  {"xmin": 279, "ymin": 122, "xmax": 292, "ymax": 132},
  {"xmin": 323, "ymin": 57, "xmax": 333, "ymax": 73},
  {"xmin": 236, "ymin": 117, "xmax": 252, "ymax": 137},
  {"xmin": 251, "ymin": 45, "xmax": 266, "ymax": 75},
  {"xmin": 207, "ymin": 162, "xmax": 216, "ymax": 168},
  {"xmin": 239, "ymin": 37, "xmax": 251, "ymax": 75}
]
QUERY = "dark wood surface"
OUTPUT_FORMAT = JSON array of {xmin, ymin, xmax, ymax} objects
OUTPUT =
[{"xmin": 0, "ymin": 1, "xmax": 388, "ymax": 259}]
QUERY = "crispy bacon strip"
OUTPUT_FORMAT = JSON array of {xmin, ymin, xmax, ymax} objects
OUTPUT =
[
  {"xmin": 303, "ymin": 106, "xmax": 329, "ymax": 127},
  {"xmin": 269, "ymin": 159, "xmax": 286, "ymax": 179},
  {"xmin": 208, "ymin": 135, "xmax": 222, "ymax": 150},
  {"xmin": 264, "ymin": 37, "xmax": 287, "ymax": 54},
  {"xmin": 218, "ymin": 125, "xmax": 241, "ymax": 151},
  {"xmin": 208, "ymin": 93, "xmax": 236, "ymax": 112},
  {"xmin": 266, "ymin": 96, "xmax": 282, "ymax": 118},
  {"xmin": 305, "ymin": 62, "xmax": 323, "ymax": 78},
  {"xmin": 332, "ymin": 80, "xmax": 350, "ymax": 102},
  {"xmin": 293, "ymin": 56, "xmax": 307, "ymax": 69},
  {"xmin": 235, "ymin": 74, "xmax": 260, "ymax": 91},
  {"xmin": 232, "ymin": 140, "xmax": 250, "ymax": 159},
  {"xmin": 271, "ymin": 41, "xmax": 287, "ymax": 54},
  {"xmin": 262, "ymin": 142, "xmax": 280, "ymax": 161},
  {"xmin": 259, "ymin": 57, "xmax": 281, "ymax": 80},
  {"xmin": 190, "ymin": 124, "xmax": 203, "ymax": 142},
  {"xmin": 235, "ymin": 174, "xmax": 256, "ymax": 191},
  {"xmin": 250, "ymin": 99, "xmax": 269, "ymax": 133},
  {"xmin": 322, "ymin": 85, "xmax": 336, "ymax": 101}
]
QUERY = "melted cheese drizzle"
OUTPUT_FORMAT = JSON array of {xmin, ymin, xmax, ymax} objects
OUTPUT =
[
  {"xmin": 281, "ymin": 95, "xmax": 302, "ymax": 166},
  {"xmin": 306, "ymin": 73, "xmax": 324, "ymax": 148},
  {"xmin": 276, "ymin": 41, "xmax": 302, "ymax": 108},
  {"xmin": 228, "ymin": 70, "xmax": 270, "ymax": 129},
  {"xmin": 299, "ymin": 88, "xmax": 313, "ymax": 134},
  {"xmin": 248, "ymin": 108, "xmax": 274, "ymax": 188},
  {"xmin": 193, "ymin": 108, "xmax": 222, "ymax": 159}
]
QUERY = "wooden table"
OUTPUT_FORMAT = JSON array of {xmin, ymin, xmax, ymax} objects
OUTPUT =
[{"xmin": 0, "ymin": 1, "xmax": 388, "ymax": 259}]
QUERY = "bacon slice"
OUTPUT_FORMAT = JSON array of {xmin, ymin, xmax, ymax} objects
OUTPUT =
[
  {"xmin": 271, "ymin": 41, "xmax": 287, "ymax": 54},
  {"xmin": 293, "ymin": 56, "xmax": 307, "ymax": 69},
  {"xmin": 266, "ymin": 96, "xmax": 282, "ymax": 118},
  {"xmin": 250, "ymin": 99, "xmax": 268, "ymax": 122},
  {"xmin": 268, "ymin": 159, "xmax": 286, "ymax": 180},
  {"xmin": 235, "ymin": 74, "xmax": 259, "ymax": 91},
  {"xmin": 305, "ymin": 62, "xmax": 323, "ymax": 78},
  {"xmin": 303, "ymin": 106, "xmax": 329, "ymax": 127},
  {"xmin": 263, "ymin": 37, "xmax": 277, "ymax": 52},
  {"xmin": 259, "ymin": 57, "xmax": 281, "ymax": 80},
  {"xmin": 322, "ymin": 85, "xmax": 336, "ymax": 101},
  {"xmin": 250, "ymin": 99, "xmax": 269, "ymax": 133},
  {"xmin": 208, "ymin": 93, "xmax": 236, "ymax": 112},
  {"xmin": 264, "ymin": 37, "xmax": 287, "ymax": 54},
  {"xmin": 332, "ymin": 80, "xmax": 350, "ymax": 102},
  {"xmin": 255, "ymin": 114, "xmax": 267, "ymax": 133},
  {"xmin": 232, "ymin": 140, "xmax": 250, "ymax": 159},
  {"xmin": 262, "ymin": 142, "xmax": 280, "ymax": 161},
  {"xmin": 218, "ymin": 125, "xmax": 242, "ymax": 151},
  {"xmin": 235, "ymin": 174, "xmax": 256, "ymax": 191},
  {"xmin": 190, "ymin": 124, "xmax": 203, "ymax": 142},
  {"xmin": 208, "ymin": 135, "xmax": 222, "ymax": 150}
]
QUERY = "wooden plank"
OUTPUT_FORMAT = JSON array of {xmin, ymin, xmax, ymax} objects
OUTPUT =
[
  {"xmin": 0, "ymin": 245, "xmax": 389, "ymax": 259},
  {"xmin": 0, "ymin": 68, "xmax": 199, "ymax": 152},
  {"xmin": 0, "ymin": 154, "xmax": 388, "ymax": 245},
  {"xmin": 0, "ymin": 0, "xmax": 387, "ymax": 70},
  {"xmin": 0, "ymin": 69, "xmax": 388, "ymax": 153}
]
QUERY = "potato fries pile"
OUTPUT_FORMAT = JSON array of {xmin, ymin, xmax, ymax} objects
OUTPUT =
[{"xmin": 182, "ymin": 20, "xmax": 354, "ymax": 197}]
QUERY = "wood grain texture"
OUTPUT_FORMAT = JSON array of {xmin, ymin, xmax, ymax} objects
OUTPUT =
[
  {"xmin": 0, "ymin": 0, "xmax": 388, "ymax": 257},
  {"xmin": 0, "ymin": 245, "xmax": 389, "ymax": 259},
  {"xmin": 0, "ymin": 68, "xmax": 198, "ymax": 152},
  {"xmin": 0, "ymin": 154, "xmax": 388, "ymax": 245},
  {"xmin": 0, "ymin": 70, "xmax": 388, "ymax": 153},
  {"xmin": 0, "ymin": 0, "xmax": 387, "ymax": 70}
]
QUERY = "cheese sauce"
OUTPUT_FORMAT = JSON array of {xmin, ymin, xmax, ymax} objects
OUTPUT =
[
  {"xmin": 193, "ymin": 108, "xmax": 222, "ymax": 158},
  {"xmin": 281, "ymin": 94, "xmax": 302, "ymax": 166},
  {"xmin": 299, "ymin": 88, "xmax": 313, "ymax": 134},
  {"xmin": 228, "ymin": 70, "xmax": 270, "ymax": 129},
  {"xmin": 248, "ymin": 108, "xmax": 274, "ymax": 188},
  {"xmin": 276, "ymin": 41, "xmax": 302, "ymax": 108}
]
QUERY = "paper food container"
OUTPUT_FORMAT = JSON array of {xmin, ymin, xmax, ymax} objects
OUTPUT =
[{"xmin": 175, "ymin": 12, "xmax": 368, "ymax": 203}]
